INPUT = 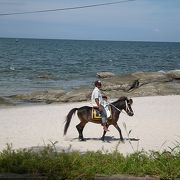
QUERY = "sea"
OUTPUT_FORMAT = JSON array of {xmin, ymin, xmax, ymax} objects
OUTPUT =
[{"xmin": 0, "ymin": 38, "xmax": 180, "ymax": 97}]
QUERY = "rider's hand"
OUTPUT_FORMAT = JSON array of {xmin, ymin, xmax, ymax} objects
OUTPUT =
[{"xmin": 98, "ymin": 106, "xmax": 103, "ymax": 112}]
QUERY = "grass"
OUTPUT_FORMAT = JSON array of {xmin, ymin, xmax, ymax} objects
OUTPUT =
[{"xmin": 0, "ymin": 143, "xmax": 180, "ymax": 180}]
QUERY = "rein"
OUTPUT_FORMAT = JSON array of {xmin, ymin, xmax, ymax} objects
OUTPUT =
[
  {"xmin": 109, "ymin": 103, "xmax": 122, "ymax": 112},
  {"xmin": 109, "ymin": 101, "xmax": 127, "ymax": 115}
]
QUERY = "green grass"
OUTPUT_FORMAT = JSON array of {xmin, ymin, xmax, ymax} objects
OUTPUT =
[{"xmin": 0, "ymin": 143, "xmax": 180, "ymax": 180}]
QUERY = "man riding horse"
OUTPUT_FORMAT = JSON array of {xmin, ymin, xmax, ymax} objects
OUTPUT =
[
  {"xmin": 91, "ymin": 80, "xmax": 109, "ymax": 132},
  {"xmin": 64, "ymin": 80, "xmax": 134, "ymax": 141}
]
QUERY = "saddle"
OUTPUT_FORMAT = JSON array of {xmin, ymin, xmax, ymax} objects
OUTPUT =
[{"xmin": 92, "ymin": 107, "xmax": 112, "ymax": 120}]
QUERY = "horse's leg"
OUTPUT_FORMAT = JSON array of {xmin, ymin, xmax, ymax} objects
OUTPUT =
[
  {"xmin": 114, "ymin": 123, "xmax": 124, "ymax": 141},
  {"xmin": 76, "ymin": 122, "xmax": 86, "ymax": 141},
  {"xmin": 101, "ymin": 124, "xmax": 109, "ymax": 141}
]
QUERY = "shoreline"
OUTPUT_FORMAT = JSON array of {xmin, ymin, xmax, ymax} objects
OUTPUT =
[
  {"xmin": 1, "ymin": 69, "xmax": 180, "ymax": 107},
  {"xmin": 0, "ymin": 95, "xmax": 179, "ymax": 155}
]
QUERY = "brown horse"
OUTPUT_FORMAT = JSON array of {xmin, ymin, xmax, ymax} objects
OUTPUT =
[{"xmin": 64, "ymin": 96, "xmax": 134, "ymax": 141}]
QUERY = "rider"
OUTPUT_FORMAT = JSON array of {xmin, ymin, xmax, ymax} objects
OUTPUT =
[{"xmin": 91, "ymin": 80, "xmax": 109, "ymax": 132}]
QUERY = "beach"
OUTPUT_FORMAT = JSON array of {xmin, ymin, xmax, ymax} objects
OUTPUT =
[{"xmin": 0, "ymin": 95, "xmax": 179, "ymax": 155}]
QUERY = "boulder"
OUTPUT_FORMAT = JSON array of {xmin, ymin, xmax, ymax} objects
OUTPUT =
[
  {"xmin": 59, "ymin": 89, "xmax": 91, "ymax": 102},
  {"xmin": 131, "ymin": 71, "xmax": 172, "ymax": 85},
  {"xmin": 166, "ymin": 70, "xmax": 180, "ymax": 79},
  {"xmin": 100, "ymin": 71, "xmax": 180, "ymax": 98},
  {"xmin": 10, "ymin": 90, "xmax": 65, "ymax": 103},
  {"xmin": 96, "ymin": 72, "xmax": 115, "ymax": 78}
]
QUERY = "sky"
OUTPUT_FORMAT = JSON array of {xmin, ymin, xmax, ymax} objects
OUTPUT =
[{"xmin": 0, "ymin": 0, "xmax": 180, "ymax": 42}]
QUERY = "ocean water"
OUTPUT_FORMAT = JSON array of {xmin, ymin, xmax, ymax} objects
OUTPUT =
[{"xmin": 0, "ymin": 38, "xmax": 180, "ymax": 96}]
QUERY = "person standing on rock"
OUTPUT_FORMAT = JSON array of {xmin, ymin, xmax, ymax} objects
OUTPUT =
[{"xmin": 91, "ymin": 80, "xmax": 109, "ymax": 132}]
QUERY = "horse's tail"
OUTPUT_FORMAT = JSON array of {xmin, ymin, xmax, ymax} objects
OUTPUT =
[{"xmin": 64, "ymin": 108, "xmax": 79, "ymax": 135}]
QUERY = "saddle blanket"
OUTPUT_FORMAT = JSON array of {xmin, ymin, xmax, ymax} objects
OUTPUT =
[{"xmin": 92, "ymin": 107, "xmax": 112, "ymax": 120}]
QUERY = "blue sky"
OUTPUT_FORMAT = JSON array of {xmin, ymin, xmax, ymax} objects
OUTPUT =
[{"xmin": 0, "ymin": 0, "xmax": 180, "ymax": 42}]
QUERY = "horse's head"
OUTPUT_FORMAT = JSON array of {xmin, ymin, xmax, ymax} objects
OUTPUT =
[{"xmin": 119, "ymin": 96, "xmax": 134, "ymax": 116}]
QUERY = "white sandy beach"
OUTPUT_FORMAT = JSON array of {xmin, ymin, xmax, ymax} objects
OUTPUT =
[{"xmin": 0, "ymin": 95, "xmax": 179, "ymax": 155}]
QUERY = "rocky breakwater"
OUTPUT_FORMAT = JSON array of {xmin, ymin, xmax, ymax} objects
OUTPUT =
[
  {"xmin": 4, "ymin": 70, "xmax": 180, "ymax": 106},
  {"xmin": 7, "ymin": 90, "xmax": 66, "ymax": 105},
  {"xmin": 100, "ymin": 70, "xmax": 180, "ymax": 98}
]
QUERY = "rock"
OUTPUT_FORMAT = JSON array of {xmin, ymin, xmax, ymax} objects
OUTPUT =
[
  {"xmin": 131, "ymin": 71, "xmax": 172, "ymax": 85},
  {"xmin": 5, "ymin": 70, "xmax": 180, "ymax": 105},
  {"xmin": 35, "ymin": 72, "xmax": 58, "ymax": 80},
  {"xmin": 166, "ymin": 69, "xmax": 180, "ymax": 79},
  {"xmin": 96, "ymin": 72, "xmax": 115, "ymax": 78},
  {"xmin": 102, "ymin": 74, "xmax": 137, "ymax": 91},
  {"xmin": 9, "ymin": 90, "xmax": 66, "ymax": 103},
  {"xmin": 59, "ymin": 89, "xmax": 91, "ymax": 102},
  {"xmin": 0, "ymin": 97, "xmax": 14, "ymax": 106},
  {"xmin": 100, "ymin": 71, "xmax": 180, "ymax": 98},
  {"xmin": 134, "ymin": 82, "xmax": 180, "ymax": 97}
]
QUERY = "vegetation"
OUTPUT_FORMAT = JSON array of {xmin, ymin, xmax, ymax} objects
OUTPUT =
[{"xmin": 0, "ymin": 143, "xmax": 180, "ymax": 180}]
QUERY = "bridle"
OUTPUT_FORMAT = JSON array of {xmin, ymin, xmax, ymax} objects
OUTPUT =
[
  {"xmin": 125, "ymin": 100, "xmax": 132, "ymax": 113},
  {"xmin": 109, "ymin": 99, "xmax": 133, "ymax": 115}
]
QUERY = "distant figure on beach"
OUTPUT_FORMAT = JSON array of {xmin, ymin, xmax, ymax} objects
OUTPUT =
[{"xmin": 91, "ymin": 80, "xmax": 109, "ymax": 132}]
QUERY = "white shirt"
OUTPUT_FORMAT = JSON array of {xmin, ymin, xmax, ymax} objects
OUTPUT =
[{"xmin": 91, "ymin": 87, "xmax": 103, "ymax": 106}]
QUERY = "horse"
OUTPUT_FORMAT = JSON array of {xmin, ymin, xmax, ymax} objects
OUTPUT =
[{"xmin": 64, "ymin": 96, "xmax": 134, "ymax": 141}]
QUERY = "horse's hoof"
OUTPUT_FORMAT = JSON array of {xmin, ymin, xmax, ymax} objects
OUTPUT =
[
  {"xmin": 101, "ymin": 137, "xmax": 105, "ymax": 141},
  {"xmin": 120, "ymin": 138, "xmax": 125, "ymax": 143},
  {"xmin": 79, "ymin": 138, "xmax": 86, "ymax": 141}
]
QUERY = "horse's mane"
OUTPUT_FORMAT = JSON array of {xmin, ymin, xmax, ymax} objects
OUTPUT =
[{"xmin": 112, "ymin": 96, "xmax": 127, "ymax": 104}]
